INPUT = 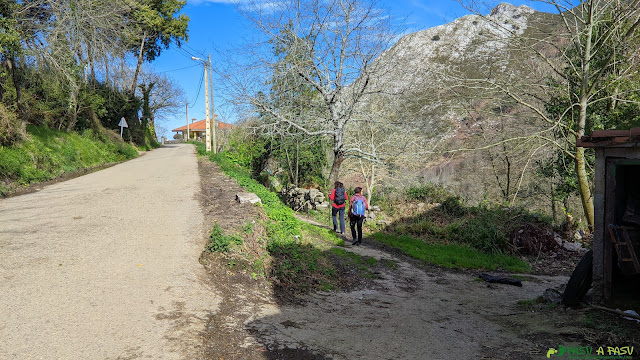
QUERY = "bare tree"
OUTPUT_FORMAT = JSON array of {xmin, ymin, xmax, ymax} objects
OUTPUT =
[
  {"xmin": 138, "ymin": 69, "xmax": 185, "ymax": 137},
  {"xmin": 222, "ymin": 0, "xmax": 401, "ymax": 184},
  {"xmin": 341, "ymin": 94, "xmax": 426, "ymax": 204},
  {"xmin": 454, "ymin": 0, "xmax": 640, "ymax": 230},
  {"xmin": 17, "ymin": 0, "xmax": 136, "ymax": 129}
]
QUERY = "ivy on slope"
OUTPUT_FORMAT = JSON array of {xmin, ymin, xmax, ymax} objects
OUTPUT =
[{"xmin": 201, "ymin": 147, "xmax": 301, "ymax": 244}]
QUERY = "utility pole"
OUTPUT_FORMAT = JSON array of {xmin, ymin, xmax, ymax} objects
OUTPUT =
[
  {"xmin": 204, "ymin": 60, "xmax": 211, "ymax": 152},
  {"xmin": 185, "ymin": 101, "xmax": 190, "ymax": 141},
  {"xmin": 192, "ymin": 55, "xmax": 214, "ymax": 152},
  {"xmin": 209, "ymin": 54, "xmax": 217, "ymax": 154}
]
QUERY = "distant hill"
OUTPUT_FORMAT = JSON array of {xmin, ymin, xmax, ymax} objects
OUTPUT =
[{"xmin": 360, "ymin": 3, "xmax": 569, "ymax": 213}]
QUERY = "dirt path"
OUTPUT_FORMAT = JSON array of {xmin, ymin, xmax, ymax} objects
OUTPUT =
[
  {"xmin": 0, "ymin": 144, "xmax": 220, "ymax": 359},
  {"xmin": 195, "ymin": 159, "xmax": 571, "ymax": 360},
  {"xmin": 245, "ymin": 237, "xmax": 567, "ymax": 359}
]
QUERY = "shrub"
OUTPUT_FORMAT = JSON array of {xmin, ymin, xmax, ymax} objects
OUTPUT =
[
  {"xmin": 440, "ymin": 196, "xmax": 467, "ymax": 217},
  {"xmin": 0, "ymin": 104, "xmax": 23, "ymax": 146},
  {"xmin": 459, "ymin": 217, "xmax": 508, "ymax": 253},
  {"xmin": 210, "ymin": 152, "xmax": 301, "ymax": 243},
  {"xmin": 206, "ymin": 224, "xmax": 243, "ymax": 253},
  {"xmin": 405, "ymin": 183, "xmax": 452, "ymax": 203}
]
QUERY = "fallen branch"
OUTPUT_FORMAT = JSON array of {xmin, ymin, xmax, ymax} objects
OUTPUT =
[
  {"xmin": 479, "ymin": 273, "xmax": 522, "ymax": 287},
  {"xmin": 591, "ymin": 304, "xmax": 640, "ymax": 321}
]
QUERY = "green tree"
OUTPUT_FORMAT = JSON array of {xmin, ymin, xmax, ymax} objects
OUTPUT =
[
  {"xmin": 0, "ymin": 0, "xmax": 27, "ymax": 136},
  {"xmin": 128, "ymin": 0, "xmax": 189, "ymax": 93}
]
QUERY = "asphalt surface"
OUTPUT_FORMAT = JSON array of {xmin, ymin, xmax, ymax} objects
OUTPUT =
[{"xmin": 0, "ymin": 144, "xmax": 219, "ymax": 359}]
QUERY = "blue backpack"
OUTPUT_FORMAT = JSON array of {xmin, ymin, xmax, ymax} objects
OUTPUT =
[{"xmin": 352, "ymin": 196, "xmax": 366, "ymax": 217}]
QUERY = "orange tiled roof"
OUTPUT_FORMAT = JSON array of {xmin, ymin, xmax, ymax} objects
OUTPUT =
[{"xmin": 172, "ymin": 118, "xmax": 233, "ymax": 132}]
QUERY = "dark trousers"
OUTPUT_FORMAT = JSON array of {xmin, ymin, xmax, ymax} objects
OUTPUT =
[
  {"xmin": 332, "ymin": 207, "xmax": 345, "ymax": 233},
  {"xmin": 350, "ymin": 215, "xmax": 364, "ymax": 242}
]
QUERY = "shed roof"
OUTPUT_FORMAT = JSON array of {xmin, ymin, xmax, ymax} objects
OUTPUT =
[{"xmin": 577, "ymin": 128, "xmax": 640, "ymax": 148}]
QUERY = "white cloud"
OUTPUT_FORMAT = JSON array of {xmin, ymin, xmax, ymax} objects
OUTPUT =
[
  {"xmin": 188, "ymin": 0, "xmax": 238, "ymax": 5},
  {"xmin": 189, "ymin": 0, "xmax": 284, "ymax": 12}
]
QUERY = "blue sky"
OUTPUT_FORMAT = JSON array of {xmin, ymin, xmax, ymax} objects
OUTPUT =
[{"xmin": 150, "ymin": 0, "xmax": 554, "ymax": 139}]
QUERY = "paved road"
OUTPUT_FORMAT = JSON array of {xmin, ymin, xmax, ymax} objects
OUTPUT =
[{"xmin": 0, "ymin": 144, "xmax": 219, "ymax": 359}]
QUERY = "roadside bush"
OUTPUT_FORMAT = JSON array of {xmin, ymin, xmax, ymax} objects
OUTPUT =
[
  {"xmin": 211, "ymin": 151, "xmax": 301, "ymax": 243},
  {"xmin": 0, "ymin": 104, "xmax": 23, "ymax": 146},
  {"xmin": 440, "ymin": 196, "xmax": 467, "ymax": 217},
  {"xmin": 380, "ymin": 184, "xmax": 552, "ymax": 256},
  {"xmin": 201, "ymin": 148, "xmax": 351, "ymax": 294},
  {"xmin": 458, "ymin": 217, "xmax": 508, "ymax": 253}
]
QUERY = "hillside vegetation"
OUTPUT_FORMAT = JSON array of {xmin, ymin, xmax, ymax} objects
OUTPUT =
[
  {"xmin": 0, "ymin": 125, "xmax": 138, "ymax": 196},
  {"xmin": 1, "ymin": 0, "xmax": 187, "ymax": 188},
  {"xmin": 198, "ymin": 140, "xmax": 534, "ymax": 279},
  {"xmin": 220, "ymin": 0, "xmax": 640, "ymax": 233}
]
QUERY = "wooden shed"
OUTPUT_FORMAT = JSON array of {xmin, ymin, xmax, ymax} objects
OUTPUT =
[{"xmin": 578, "ymin": 129, "xmax": 640, "ymax": 304}]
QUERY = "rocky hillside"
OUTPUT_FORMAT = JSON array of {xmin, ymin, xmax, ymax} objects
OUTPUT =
[
  {"xmin": 379, "ymin": 3, "xmax": 537, "ymax": 84},
  {"xmin": 362, "ymin": 3, "xmax": 570, "ymax": 214}
]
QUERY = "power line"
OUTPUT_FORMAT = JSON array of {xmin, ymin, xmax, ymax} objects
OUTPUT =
[
  {"xmin": 182, "ymin": 43, "xmax": 206, "ymax": 59},
  {"xmin": 168, "ymin": 41, "xmax": 197, "ymax": 60},
  {"xmin": 158, "ymin": 64, "xmax": 200, "ymax": 73},
  {"xmin": 169, "ymin": 40, "xmax": 206, "ymax": 61},
  {"xmin": 189, "ymin": 66, "xmax": 205, "ymax": 108}
]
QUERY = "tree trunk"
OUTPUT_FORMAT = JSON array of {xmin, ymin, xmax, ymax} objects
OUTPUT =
[
  {"xmin": 575, "ymin": 93, "xmax": 594, "ymax": 231},
  {"xmin": 129, "ymin": 33, "xmax": 147, "ymax": 94},
  {"xmin": 89, "ymin": 108, "xmax": 105, "ymax": 134},
  {"xmin": 7, "ymin": 56, "xmax": 27, "ymax": 134},
  {"xmin": 575, "ymin": 145, "xmax": 594, "ymax": 231},
  {"xmin": 105, "ymin": 57, "xmax": 110, "ymax": 87},
  {"xmin": 66, "ymin": 87, "xmax": 79, "ymax": 132},
  {"xmin": 366, "ymin": 164, "xmax": 375, "ymax": 205},
  {"xmin": 295, "ymin": 139, "xmax": 299, "ymax": 187},
  {"xmin": 329, "ymin": 149, "xmax": 344, "ymax": 185},
  {"xmin": 139, "ymin": 82, "xmax": 157, "ymax": 142},
  {"xmin": 575, "ymin": 9, "xmax": 595, "ymax": 232}
]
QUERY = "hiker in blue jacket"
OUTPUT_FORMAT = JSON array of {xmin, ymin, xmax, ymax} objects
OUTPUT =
[
  {"xmin": 328, "ymin": 181, "xmax": 348, "ymax": 234},
  {"xmin": 348, "ymin": 187, "xmax": 369, "ymax": 246}
]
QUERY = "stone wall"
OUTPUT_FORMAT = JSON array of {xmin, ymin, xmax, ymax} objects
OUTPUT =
[
  {"xmin": 280, "ymin": 186, "xmax": 330, "ymax": 212},
  {"xmin": 280, "ymin": 186, "xmax": 385, "ymax": 223}
]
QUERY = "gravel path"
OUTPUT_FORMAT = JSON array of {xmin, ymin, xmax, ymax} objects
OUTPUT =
[{"xmin": 0, "ymin": 144, "xmax": 220, "ymax": 359}]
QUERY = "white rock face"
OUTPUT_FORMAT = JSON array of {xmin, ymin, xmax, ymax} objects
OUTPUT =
[
  {"xmin": 367, "ymin": 3, "xmax": 542, "ymax": 146},
  {"xmin": 375, "ymin": 3, "xmax": 536, "ymax": 90}
]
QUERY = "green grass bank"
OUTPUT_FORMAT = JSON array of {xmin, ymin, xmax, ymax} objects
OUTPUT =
[{"xmin": 0, "ymin": 125, "xmax": 138, "ymax": 196}]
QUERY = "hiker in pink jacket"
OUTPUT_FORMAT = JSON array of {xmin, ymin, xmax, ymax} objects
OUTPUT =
[
  {"xmin": 348, "ymin": 187, "xmax": 369, "ymax": 246},
  {"xmin": 328, "ymin": 181, "xmax": 348, "ymax": 234}
]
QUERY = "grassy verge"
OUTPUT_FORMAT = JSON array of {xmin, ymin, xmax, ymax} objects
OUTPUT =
[
  {"xmin": 307, "ymin": 209, "xmax": 334, "ymax": 228},
  {"xmin": 0, "ymin": 125, "xmax": 138, "ymax": 196},
  {"xmin": 196, "ymin": 144, "xmax": 375, "ymax": 295},
  {"xmin": 301, "ymin": 222, "xmax": 345, "ymax": 248},
  {"xmin": 371, "ymin": 232, "xmax": 530, "ymax": 273},
  {"xmin": 369, "ymin": 183, "xmax": 557, "ymax": 272}
]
